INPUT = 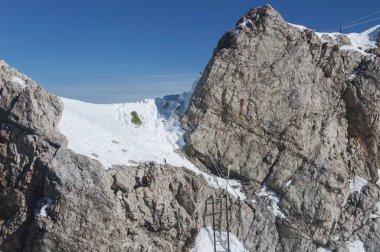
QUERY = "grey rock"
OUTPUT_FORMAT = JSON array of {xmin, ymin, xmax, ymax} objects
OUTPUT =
[
  {"xmin": 1, "ymin": 4, "xmax": 380, "ymax": 252},
  {"xmin": 0, "ymin": 63, "xmax": 264, "ymax": 251},
  {"xmin": 183, "ymin": 4, "xmax": 380, "ymax": 251}
]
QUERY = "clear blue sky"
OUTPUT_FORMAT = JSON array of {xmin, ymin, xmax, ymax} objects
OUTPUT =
[{"xmin": 1, "ymin": 0, "xmax": 379, "ymax": 103}]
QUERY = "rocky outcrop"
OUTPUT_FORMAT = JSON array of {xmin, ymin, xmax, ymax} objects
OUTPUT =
[
  {"xmin": 1, "ymin": 5, "xmax": 380, "ymax": 252},
  {"xmin": 0, "ymin": 61, "xmax": 263, "ymax": 251},
  {"xmin": 183, "ymin": 4, "xmax": 380, "ymax": 251},
  {"xmin": 0, "ymin": 60, "xmax": 66, "ymax": 251}
]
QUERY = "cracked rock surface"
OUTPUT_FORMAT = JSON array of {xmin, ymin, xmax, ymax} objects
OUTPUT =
[
  {"xmin": 1, "ymin": 4, "xmax": 380, "ymax": 252},
  {"xmin": 183, "ymin": 4, "xmax": 380, "ymax": 251},
  {"xmin": 0, "ymin": 61, "xmax": 263, "ymax": 251}
]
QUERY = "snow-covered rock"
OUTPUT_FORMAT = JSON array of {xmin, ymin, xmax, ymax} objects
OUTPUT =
[
  {"xmin": 346, "ymin": 240, "xmax": 366, "ymax": 252},
  {"xmin": 349, "ymin": 176, "xmax": 368, "ymax": 193},
  {"xmin": 191, "ymin": 226, "xmax": 248, "ymax": 252}
]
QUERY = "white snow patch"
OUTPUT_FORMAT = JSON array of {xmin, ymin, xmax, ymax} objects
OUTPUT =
[
  {"xmin": 370, "ymin": 202, "xmax": 380, "ymax": 219},
  {"xmin": 285, "ymin": 179, "xmax": 292, "ymax": 187},
  {"xmin": 59, "ymin": 96, "xmax": 192, "ymax": 169},
  {"xmin": 348, "ymin": 73, "xmax": 357, "ymax": 80},
  {"xmin": 10, "ymin": 76, "xmax": 27, "ymax": 88},
  {"xmin": 238, "ymin": 19, "xmax": 253, "ymax": 29},
  {"xmin": 207, "ymin": 176, "xmax": 246, "ymax": 200},
  {"xmin": 36, "ymin": 198, "xmax": 54, "ymax": 217},
  {"xmin": 333, "ymin": 235, "xmax": 341, "ymax": 241},
  {"xmin": 287, "ymin": 22, "xmax": 308, "ymax": 31},
  {"xmin": 58, "ymin": 94, "xmax": 247, "ymax": 200},
  {"xmin": 319, "ymin": 25, "xmax": 380, "ymax": 56},
  {"xmin": 349, "ymin": 176, "xmax": 368, "ymax": 193},
  {"xmin": 191, "ymin": 226, "xmax": 248, "ymax": 252},
  {"xmin": 346, "ymin": 240, "xmax": 366, "ymax": 252},
  {"xmin": 287, "ymin": 22, "xmax": 380, "ymax": 57},
  {"xmin": 377, "ymin": 169, "xmax": 380, "ymax": 186},
  {"xmin": 317, "ymin": 247, "xmax": 333, "ymax": 252},
  {"xmin": 258, "ymin": 185, "xmax": 285, "ymax": 218}
]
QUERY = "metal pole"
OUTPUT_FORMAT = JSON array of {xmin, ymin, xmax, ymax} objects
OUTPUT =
[
  {"xmin": 225, "ymin": 193, "xmax": 230, "ymax": 252},
  {"xmin": 212, "ymin": 196, "xmax": 216, "ymax": 252},
  {"xmin": 226, "ymin": 165, "xmax": 231, "ymax": 252}
]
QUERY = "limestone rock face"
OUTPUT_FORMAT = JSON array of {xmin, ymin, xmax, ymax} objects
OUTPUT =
[
  {"xmin": 0, "ymin": 61, "xmax": 66, "ymax": 251},
  {"xmin": 183, "ymin": 4, "xmax": 380, "ymax": 251},
  {"xmin": 0, "ymin": 61, "xmax": 262, "ymax": 251},
  {"xmin": 1, "ymin": 4, "xmax": 380, "ymax": 252}
]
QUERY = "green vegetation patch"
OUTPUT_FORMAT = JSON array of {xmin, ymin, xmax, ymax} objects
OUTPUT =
[{"xmin": 131, "ymin": 111, "xmax": 142, "ymax": 126}]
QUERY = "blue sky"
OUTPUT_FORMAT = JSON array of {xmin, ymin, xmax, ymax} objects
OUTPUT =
[{"xmin": 1, "ymin": 0, "xmax": 380, "ymax": 103}]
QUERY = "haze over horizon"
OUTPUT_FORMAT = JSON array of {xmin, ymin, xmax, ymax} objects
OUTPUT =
[{"xmin": 1, "ymin": 0, "xmax": 380, "ymax": 103}]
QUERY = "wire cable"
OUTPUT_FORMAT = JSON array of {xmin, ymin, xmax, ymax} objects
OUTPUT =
[
  {"xmin": 325, "ymin": 8, "xmax": 380, "ymax": 32},
  {"xmin": 342, "ymin": 9, "xmax": 380, "ymax": 28},
  {"xmin": 342, "ymin": 16, "xmax": 380, "ymax": 29}
]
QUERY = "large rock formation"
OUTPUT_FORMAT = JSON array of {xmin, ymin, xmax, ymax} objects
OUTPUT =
[
  {"xmin": 183, "ymin": 4, "xmax": 380, "ymax": 251},
  {"xmin": 1, "ymin": 4, "xmax": 380, "ymax": 252},
  {"xmin": 0, "ymin": 62, "xmax": 264, "ymax": 251}
]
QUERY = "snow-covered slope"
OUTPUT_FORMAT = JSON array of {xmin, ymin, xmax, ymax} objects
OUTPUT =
[
  {"xmin": 58, "ymin": 93, "xmax": 247, "ymax": 199},
  {"xmin": 288, "ymin": 23, "xmax": 380, "ymax": 57},
  {"xmin": 58, "ymin": 94, "xmax": 192, "ymax": 169}
]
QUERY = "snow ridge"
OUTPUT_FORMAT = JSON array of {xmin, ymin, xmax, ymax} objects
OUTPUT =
[{"xmin": 288, "ymin": 23, "xmax": 380, "ymax": 57}]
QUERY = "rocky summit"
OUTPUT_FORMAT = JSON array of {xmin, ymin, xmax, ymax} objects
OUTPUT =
[
  {"xmin": 183, "ymin": 4, "xmax": 380, "ymax": 251},
  {"xmin": 1, "ymin": 4, "xmax": 380, "ymax": 252}
]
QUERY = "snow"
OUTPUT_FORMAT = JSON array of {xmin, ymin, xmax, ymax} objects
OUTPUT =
[
  {"xmin": 36, "ymin": 197, "xmax": 54, "ymax": 217},
  {"xmin": 339, "ymin": 25, "xmax": 380, "ymax": 56},
  {"xmin": 191, "ymin": 226, "xmax": 248, "ymax": 252},
  {"xmin": 346, "ymin": 240, "xmax": 366, "ymax": 252},
  {"xmin": 370, "ymin": 202, "xmax": 380, "ymax": 219},
  {"xmin": 317, "ymin": 247, "xmax": 332, "ymax": 252},
  {"xmin": 10, "ymin": 76, "xmax": 27, "ymax": 88},
  {"xmin": 288, "ymin": 22, "xmax": 380, "ymax": 57},
  {"xmin": 333, "ymin": 235, "xmax": 341, "ymax": 241},
  {"xmin": 349, "ymin": 176, "xmax": 368, "ymax": 193},
  {"xmin": 285, "ymin": 179, "xmax": 292, "ymax": 187},
  {"xmin": 207, "ymin": 176, "xmax": 246, "ymax": 200},
  {"xmin": 237, "ymin": 19, "xmax": 253, "ymax": 29},
  {"xmin": 287, "ymin": 22, "xmax": 308, "ymax": 31},
  {"xmin": 348, "ymin": 73, "xmax": 357, "ymax": 80},
  {"xmin": 377, "ymin": 169, "xmax": 380, "ymax": 186},
  {"xmin": 258, "ymin": 185, "xmax": 285, "ymax": 218},
  {"xmin": 59, "ymin": 96, "xmax": 192, "ymax": 169},
  {"xmin": 58, "ymin": 93, "xmax": 246, "ymax": 200}
]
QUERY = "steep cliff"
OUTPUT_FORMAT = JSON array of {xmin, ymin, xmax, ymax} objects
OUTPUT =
[{"xmin": 183, "ymin": 4, "xmax": 380, "ymax": 251}]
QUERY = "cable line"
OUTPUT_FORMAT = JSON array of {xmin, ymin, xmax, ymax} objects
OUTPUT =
[
  {"xmin": 342, "ymin": 16, "xmax": 380, "ymax": 29},
  {"xmin": 342, "ymin": 9, "xmax": 380, "ymax": 28},
  {"xmin": 326, "ymin": 8, "xmax": 380, "ymax": 32}
]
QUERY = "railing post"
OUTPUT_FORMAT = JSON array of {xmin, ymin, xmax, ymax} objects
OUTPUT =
[
  {"xmin": 225, "ymin": 193, "xmax": 230, "ymax": 252},
  {"xmin": 212, "ymin": 196, "xmax": 216, "ymax": 252}
]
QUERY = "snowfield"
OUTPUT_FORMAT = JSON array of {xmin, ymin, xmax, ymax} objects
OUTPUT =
[
  {"xmin": 58, "ymin": 95, "xmax": 190, "ymax": 169},
  {"xmin": 58, "ymin": 93, "xmax": 246, "ymax": 200}
]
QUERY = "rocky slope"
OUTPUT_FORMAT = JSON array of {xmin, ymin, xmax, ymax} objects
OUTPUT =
[
  {"xmin": 183, "ymin": 4, "xmax": 380, "ymax": 252},
  {"xmin": 0, "ymin": 63, "xmax": 260, "ymax": 251},
  {"xmin": 1, "ymin": 4, "xmax": 380, "ymax": 252}
]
